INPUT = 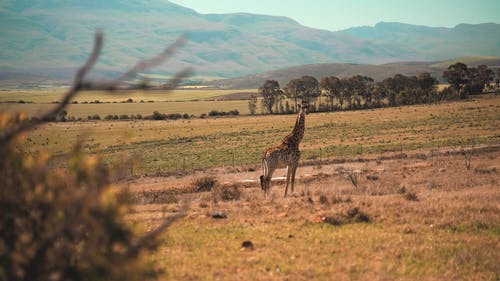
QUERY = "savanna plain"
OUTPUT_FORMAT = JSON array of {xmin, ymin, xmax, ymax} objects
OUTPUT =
[{"xmin": 3, "ymin": 91, "xmax": 500, "ymax": 280}]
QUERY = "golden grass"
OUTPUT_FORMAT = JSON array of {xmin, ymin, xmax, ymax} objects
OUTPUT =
[
  {"xmin": 1, "ymin": 100, "xmax": 250, "ymax": 117},
  {"xmin": 0, "ymin": 88, "xmax": 256, "ymax": 103},
  {"xmin": 128, "ymin": 148, "xmax": 500, "ymax": 280}
]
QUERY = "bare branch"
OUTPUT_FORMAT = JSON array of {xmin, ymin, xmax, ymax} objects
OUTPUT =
[
  {"xmin": 117, "ymin": 35, "xmax": 187, "ymax": 82},
  {"xmin": 160, "ymin": 67, "xmax": 194, "ymax": 90}
]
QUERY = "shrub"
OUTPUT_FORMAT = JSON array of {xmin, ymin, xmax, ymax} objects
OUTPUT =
[
  {"xmin": 0, "ymin": 114, "xmax": 167, "ymax": 280},
  {"xmin": 208, "ymin": 110, "xmax": 224, "ymax": 116},
  {"xmin": 167, "ymin": 113, "xmax": 182, "ymax": 120},
  {"xmin": 228, "ymin": 109, "xmax": 239, "ymax": 116},
  {"xmin": 405, "ymin": 191, "xmax": 419, "ymax": 201},
  {"xmin": 152, "ymin": 111, "xmax": 165, "ymax": 120},
  {"xmin": 191, "ymin": 176, "xmax": 218, "ymax": 192},
  {"xmin": 319, "ymin": 194, "xmax": 329, "ymax": 204},
  {"xmin": 213, "ymin": 184, "xmax": 240, "ymax": 201},
  {"xmin": 0, "ymin": 32, "xmax": 188, "ymax": 280},
  {"xmin": 87, "ymin": 114, "xmax": 101, "ymax": 120}
]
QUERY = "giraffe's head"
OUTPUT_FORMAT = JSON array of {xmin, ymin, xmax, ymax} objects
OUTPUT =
[{"xmin": 299, "ymin": 100, "xmax": 310, "ymax": 114}]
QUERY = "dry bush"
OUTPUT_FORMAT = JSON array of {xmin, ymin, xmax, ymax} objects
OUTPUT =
[
  {"xmin": 0, "ymin": 135, "xmax": 164, "ymax": 281},
  {"xmin": 319, "ymin": 194, "xmax": 329, "ymax": 204},
  {"xmin": 134, "ymin": 190, "xmax": 179, "ymax": 204},
  {"xmin": 405, "ymin": 191, "xmax": 419, "ymax": 201},
  {"xmin": 213, "ymin": 184, "xmax": 241, "ymax": 201},
  {"xmin": 331, "ymin": 195, "xmax": 352, "ymax": 204},
  {"xmin": 323, "ymin": 207, "xmax": 370, "ymax": 226},
  {"xmin": 0, "ymin": 32, "xmax": 189, "ymax": 281},
  {"xmin": 191, "ymin": 175, "xmax": 218, "ymax": 192}
]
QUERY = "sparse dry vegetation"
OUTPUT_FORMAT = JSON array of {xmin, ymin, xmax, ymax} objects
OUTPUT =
[{"xmin": 124, "ymin": 142, "xmax": 499, "ymax": 280}]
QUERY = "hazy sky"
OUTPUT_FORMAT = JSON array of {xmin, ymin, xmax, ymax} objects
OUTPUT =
[{"xmin": 170, "ymin": 0, "xmax": 500, "ymax": 31}]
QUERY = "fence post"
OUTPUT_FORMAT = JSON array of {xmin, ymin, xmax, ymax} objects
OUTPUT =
[
  {"xmin": 319, "ymin": 147, "xmax": 322, "ymax": 163},
  {"xmin": 183, "ymin": 157, "xmax": 186, "ymax": 171}
]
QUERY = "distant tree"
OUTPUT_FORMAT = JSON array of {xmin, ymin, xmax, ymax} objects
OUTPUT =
[
  {"xmin": 371, "ymin": 84, "xmax": 386, "ymax": 108},
  {"xmin": 348, "ymin": 75, "xmax": 374, "ymax": 109},
  {"xmin": 299, "ymin": 75, "xmax": 320, "ymax": 105},
  {"xmin": 468, "ymin": 65, "xmax": 494, "ymax": 93},
  {"xmin": 259, "ymin": 80, "xmax": 282, "ymax": 114},
  {"xmin": 320, "ymin": 76, "xmax": 341, "ymax": 111},
  {"xmin": 417, "ymin": 72, "xmax": 438, "ymax": 103},
  {"xmin": 443, "ymin": 62, "xmax": 469, "ymax": 98},
  {"xmin": 284, "ymin": 78, "xmax": 302, "ymax": 111},
  {"xmin": 248, "ymin": 94, "xmax": 257, "ymax": 115},
  {"xmin": 496, "ymin": 68, "xmax": 500, "ymax": 88}
]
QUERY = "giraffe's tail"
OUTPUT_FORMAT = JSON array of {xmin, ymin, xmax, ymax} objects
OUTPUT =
[{"xmin": 260, "ymin": 158, "xmax": 268, "ymax": 191}]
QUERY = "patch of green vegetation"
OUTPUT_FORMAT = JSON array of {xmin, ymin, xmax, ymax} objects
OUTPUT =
[{"xmin": 19, "ymin": 95, "xmax": 500, "ymax": 174}]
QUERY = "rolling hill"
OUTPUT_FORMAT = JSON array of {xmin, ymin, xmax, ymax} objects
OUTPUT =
[
  {"xmin": 0, "ymin": 0, "xmax": 499, "ymax": 83},
  {"xmin": 206, "ymin": 57, "xmax": 500, "ymax": 89}
]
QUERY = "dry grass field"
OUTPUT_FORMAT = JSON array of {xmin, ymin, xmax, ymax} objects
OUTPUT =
[
  {"xmin": 13, "ymin": 94, "xmax": 500, "ymax": 175},
  {"xmin": 0, "ymin": 88, "xmax": 256, "ymax": 103},
  {"xmin": 0, "ymin": 88, "xmax": 256, "ymax": 117},
  {"xmin": 127, "ymin": 145, "xmax": 499, "ymax": 280},
  {"xmin": 4, "ymin": 92, "xmax": 500, "ymax": 280}
]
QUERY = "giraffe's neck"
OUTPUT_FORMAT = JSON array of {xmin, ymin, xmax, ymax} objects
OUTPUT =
[{"xmin": 288, "ymin": 108, "xmax": 305, "ymax": 146}]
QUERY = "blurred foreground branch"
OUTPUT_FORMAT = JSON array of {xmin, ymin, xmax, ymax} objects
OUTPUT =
[{"xmin": 0, "ymin": 31, "xmax": 190, "ymax": 281}]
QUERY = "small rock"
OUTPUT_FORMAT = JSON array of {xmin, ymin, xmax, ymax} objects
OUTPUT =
[
  {"xmin": 241, "ymin": 240, "xmax": 254, "ymax": 250},
  {"xmin": 403, "ymin": 227, "xmax": 415, "ymax": 234},
  {"xmin": 211, "ymin": 212, "xmax": 227, "ymax": 219}
]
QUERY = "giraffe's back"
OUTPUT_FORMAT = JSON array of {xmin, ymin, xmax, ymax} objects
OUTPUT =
[{"xmin": 263, "ymin": 144, "xmax": 298, "ymax": 168}]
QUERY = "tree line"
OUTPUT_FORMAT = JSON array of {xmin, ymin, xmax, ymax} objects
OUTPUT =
[{"xmin": 252, "ymin": 63, "xmax": 500, "ymax": 114}]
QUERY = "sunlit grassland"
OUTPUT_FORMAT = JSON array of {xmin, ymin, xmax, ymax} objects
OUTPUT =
[
  {"xmin": 136, "ymin": 150, "xmax": 500, "ymax": 280},
  {"xmin": 2, "ymin": 100, "xmax": 251, "ymax": 117},
  {"xmin": 19, "ymin": 94, "xmax": 500, "ymax": 174},
  {"xmin": 0, "ymin": 88, "xmax": 256, "ymax": 117},
  {"xmin": 159, "ymin": 220, "xmax": 498, "ymax": 280},
  {"xmin": 0, "ymin": 88, "xmax": 256, "ymax": 103}
]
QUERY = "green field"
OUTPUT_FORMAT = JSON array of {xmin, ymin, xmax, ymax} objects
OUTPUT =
[{"xmin": 16, "ymin": 94, "xmax": 500, "ymax": 174}]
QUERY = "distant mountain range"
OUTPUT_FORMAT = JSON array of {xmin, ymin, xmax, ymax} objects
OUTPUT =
[
  {"xmin": 207, "ymin": 57, "xmax": 500, "ymax": 89},
  {"xmin": 1, "ymin": 0, "xmax": 499, "ymax": 83}
]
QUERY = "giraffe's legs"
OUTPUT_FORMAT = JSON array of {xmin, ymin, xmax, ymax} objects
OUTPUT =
[
  {"xmin": 264, "ymin": 167, "xmax": 275, "ymax": 198},
  {"xmin": 284, "ymin": 165, "xmax": 291, "ymax": 197},
  {"xmin": 290, "ymin": 164, "xmax": 298, "ymax": 193}
]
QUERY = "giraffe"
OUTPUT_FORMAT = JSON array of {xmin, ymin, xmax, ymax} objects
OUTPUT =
[{"xmin": 260, "ymin": 100, "xmax": 308, "ymax": 197}]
